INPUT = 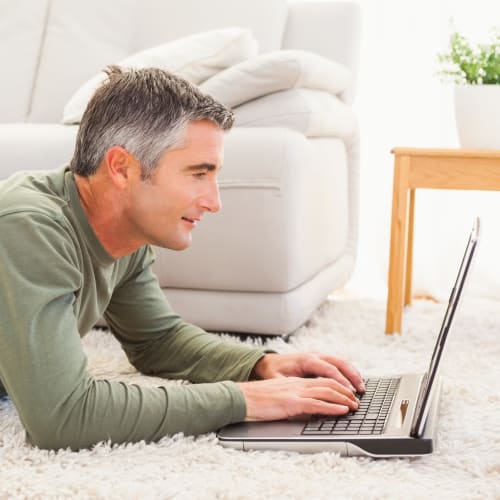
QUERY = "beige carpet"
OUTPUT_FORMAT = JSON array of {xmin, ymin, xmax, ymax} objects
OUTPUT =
[{"xmin": 0, "ymin": 298, "xmax": 499, "ymax": 499}]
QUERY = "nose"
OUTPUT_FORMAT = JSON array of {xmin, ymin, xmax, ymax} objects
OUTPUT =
[{"xmin": 201, "ymin": 179, "xmax": 222, "ymax": 213}]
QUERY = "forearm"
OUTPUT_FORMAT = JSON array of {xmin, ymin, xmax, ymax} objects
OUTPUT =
[
  {"xmin": 0, "ymin": 304, "xmax": 247, "ymax": 450},
  {"xmin": 28, "ymin": 378, "xmax": 245, "ymax": 450},
  {"xmin": 105, "ymin": 259, "xmax": 267, "ymax": 383},
  {"xmin": 115, "ymin": 319, "xmax": 267, "ymax": 383},
  {"xmin": 0, "ymin": 285, "xmax": 245, "ymax": 449}
]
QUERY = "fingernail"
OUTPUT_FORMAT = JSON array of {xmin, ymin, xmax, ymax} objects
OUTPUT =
[{"xmin": 360, "ymin": 382, "xmax": 366, "ymax": 392}]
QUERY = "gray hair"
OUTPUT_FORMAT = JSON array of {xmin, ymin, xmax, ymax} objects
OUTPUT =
[{"xmin": 70, "ymin": 66, "xmax": 234, "ymax": 179}]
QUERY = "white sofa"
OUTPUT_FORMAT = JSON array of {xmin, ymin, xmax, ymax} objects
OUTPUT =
[{"xmin": 0, "ymin": 0, "xmax": 361, "ymax": 335}]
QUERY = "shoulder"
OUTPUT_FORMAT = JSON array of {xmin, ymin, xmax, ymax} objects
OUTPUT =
[
  {"xmin": 0, "ymin": 169, "xmax": 80, "ymax": 263},
  {"xmin": 0, "ymin": 167, "xmax": 69, "ymax": 221}
]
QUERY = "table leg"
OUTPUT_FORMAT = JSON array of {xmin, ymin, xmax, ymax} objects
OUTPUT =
[
  {"xmin": 385, "ymin": 155, "xmax": 410, "ymax": 334},
  {"xmin": 404, "ymin": 189, "xmax": 415, "ymax": 306}
]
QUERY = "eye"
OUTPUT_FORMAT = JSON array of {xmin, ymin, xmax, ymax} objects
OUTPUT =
[{"xmin": 193, "ymin": 172, "xmax": 207, "ymax": 179}]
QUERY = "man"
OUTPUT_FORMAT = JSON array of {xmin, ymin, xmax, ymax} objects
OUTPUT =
[{"xmin": 0, "ymin": 67, "xmax": 364, "ymax": 451}]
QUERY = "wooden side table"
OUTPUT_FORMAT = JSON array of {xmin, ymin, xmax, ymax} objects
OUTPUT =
[{"xmin": 385, "ymin": 148, "xmax": 500, "ymax": 334}]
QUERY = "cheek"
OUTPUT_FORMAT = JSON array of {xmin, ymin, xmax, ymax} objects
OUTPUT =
[
  {"xmin": 153, "ymin": 193, "xmax": 192, "ymax": 223},
  {"xmin": 173, "ymin": 186, "xmax": 199, "ymax": 208},
  {"xmin": 135, "ymin": 177, "xmax": 197, "ymax": 219},
  {"xmin": 130, "ymin": 186, "xmax": 167, "ymax": 221}
]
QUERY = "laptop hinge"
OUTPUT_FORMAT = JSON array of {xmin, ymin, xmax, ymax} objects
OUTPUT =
[{"xmin": 410, "ymin": 372, "xmax": 429, "ymax": 437}]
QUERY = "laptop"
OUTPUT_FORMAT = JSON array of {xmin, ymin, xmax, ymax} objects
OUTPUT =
[{"xmin": 217, "ymin": 218, "xmax": 480, "ymax": 457}]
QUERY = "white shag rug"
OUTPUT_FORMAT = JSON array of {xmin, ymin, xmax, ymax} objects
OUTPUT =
[{"xmin": 1, "ymin": 298, "xmax": 499, "ymax": 500}]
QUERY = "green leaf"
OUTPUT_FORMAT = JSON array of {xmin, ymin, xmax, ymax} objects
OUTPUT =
[{"xmin": 436, "ymin": 28, "xmax": 500, "ymax": 84}]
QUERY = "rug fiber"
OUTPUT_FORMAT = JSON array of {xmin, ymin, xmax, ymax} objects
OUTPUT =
[{"xmin": 0, "ymin": 298, "xmax": 499, "ymax": 499}]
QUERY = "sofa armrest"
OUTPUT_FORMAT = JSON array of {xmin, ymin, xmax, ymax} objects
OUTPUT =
[
  {"xmin": 282, "ymin": 2, "xmax": 361, "ymax": 104},
  {"xmin": 0, "ymin": 124, "xmax": 77, "ymax": 180}
]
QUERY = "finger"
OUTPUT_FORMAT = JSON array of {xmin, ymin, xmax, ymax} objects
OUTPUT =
[
  {"xmin": 301, "ymin": 387, "xmax": 359, "ymax": 411},
  {"xmin": 301, "ymin": 356, "xmax": 357, "ymax": 392},
  {"xmin": 300, "ymin": 399, "xmax": 350, "ymax": 417},
  {"xmin": 303, "ymin": 377, "xmax": 358, "ymax": 404},
  {"xmin": 319, "ymin": 354, "xmax": 366, "ymax": 393}
]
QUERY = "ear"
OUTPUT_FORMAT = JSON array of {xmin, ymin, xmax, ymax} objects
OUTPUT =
[{"xmin": 104, "ymin": 146, "xmax": 140, "ymax": 189}]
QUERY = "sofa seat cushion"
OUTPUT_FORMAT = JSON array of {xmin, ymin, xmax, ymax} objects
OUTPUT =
[
  {"xmin": 162, "ymin": 250, "xmax": 355, "ymax": 335},
  {"xmin": 151, "ymin": 127, "xmax": 349, "ymax": 293},
  {"xmin": 62, "ymin": 28, "xmax": 258, "ymax": 124},
  {"xmin": 233, "ymin": 88, "xmax": 357, "ymax": 139},
  {"xmin": 199, "ymin": 49, "xmax": 351, "ymax": 109}
]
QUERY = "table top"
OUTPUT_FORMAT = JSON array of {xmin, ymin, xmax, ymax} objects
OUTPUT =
[{"xmin": 391, "ymin": 148, "xmax": 500, "ymax": 159}]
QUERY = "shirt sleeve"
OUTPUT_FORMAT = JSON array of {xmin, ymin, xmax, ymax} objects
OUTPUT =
[
  {"xmin": 0, "ymin": 212, "xmax": 249, "ymax": 451},
  {"xmin": 104, "ymin": 245, "xmax": 268, "ymax": 383}
]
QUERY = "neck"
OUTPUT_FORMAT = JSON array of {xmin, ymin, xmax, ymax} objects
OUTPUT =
[{"xmin": 74, "ymin": 173, "xmax": 145, "ymax": 258}]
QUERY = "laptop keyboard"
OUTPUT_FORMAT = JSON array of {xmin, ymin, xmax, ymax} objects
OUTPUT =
[{"xmin": 302, "ymin": 377, "xmax": 400, "ymax": 436}]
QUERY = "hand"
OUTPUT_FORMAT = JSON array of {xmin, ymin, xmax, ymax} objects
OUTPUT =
[
  {"xmin": 237, "ymin": 377, "xmax": 359, "ymax": 421},
  {"xmin": 251, "ymin": 352, "xmax": 365, "ymax": 394}
]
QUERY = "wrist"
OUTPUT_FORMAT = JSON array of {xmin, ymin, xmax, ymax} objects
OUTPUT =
[{"xmin": 250, "ymin": 352, "xmax": 277, "ymax": 380}]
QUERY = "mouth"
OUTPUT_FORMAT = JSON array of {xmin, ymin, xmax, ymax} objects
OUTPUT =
[{"xmin": 181, "ymin": 216, "xmax": 200, "ymax": 227}]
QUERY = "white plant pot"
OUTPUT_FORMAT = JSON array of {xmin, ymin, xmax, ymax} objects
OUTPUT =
[{"xmin": 454, "ymin": 85, "xmax": 500, "ymax": 149}]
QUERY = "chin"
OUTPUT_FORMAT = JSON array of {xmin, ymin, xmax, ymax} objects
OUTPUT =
[
  {"xmin": 172, "ymin": 243, "xmax": 191, "ymax": 251},
  {"xmin": 151, "ymin": 230, "xmax": 192, "ymax": 251},
  {"xmin": 164, "ymin": 238, "xmax": 192, "ymax": 251}
]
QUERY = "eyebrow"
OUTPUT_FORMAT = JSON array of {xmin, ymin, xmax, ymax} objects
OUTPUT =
[{"xmin": 184, "ymin": 163, "xmax": 218, "ymax": 172}]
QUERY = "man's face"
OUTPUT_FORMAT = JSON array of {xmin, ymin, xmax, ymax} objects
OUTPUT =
[{"xmin": 126, "ymin": 119, "xmax": 224, "ymax": 250}]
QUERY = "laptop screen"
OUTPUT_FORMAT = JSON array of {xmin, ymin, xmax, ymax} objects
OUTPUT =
[{"xmin": 411, "ymin": 218, "xmax": 480, "ymax": 437}]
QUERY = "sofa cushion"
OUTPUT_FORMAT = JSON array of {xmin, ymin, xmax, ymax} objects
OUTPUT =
[
  {"xmin": 132, "ymin": 0, "xmax": 288, "ymax": 55},
  {"xmin": 199, "ymin": 50, "xmax": 351, "ymax": 109},
  {"xmin": 0, "ymin": 124, "xmax": 77, "ymax": 180},
  {"xmin": 27, "ymin": 0, "xmax": 288, "ymax": 123},
  {"xmin": 62, "ymin": 28, "xmax": 258, "ymax": 124},
  {"xmin": 0, "ymin": 0, "xmax": 49, "ymax": 122},
  {"xmin": 233, "ymin": 88, "xmax": 357, "ymax": 139},
  {"xmin": 282, "ymin": 2, "xmax": 362, "ymax": 105}
]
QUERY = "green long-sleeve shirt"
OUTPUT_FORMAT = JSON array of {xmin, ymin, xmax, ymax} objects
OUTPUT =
[{"xmin": 0, "ymin": 166, "xmax": 266, "ymax": 450}]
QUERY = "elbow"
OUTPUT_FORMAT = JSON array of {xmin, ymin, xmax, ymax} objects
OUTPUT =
[
  {"xmin": 24, "ymin": 415, "xmax": 90, "ymax": 451},
  {"xmin": 26, "ymin": 421, "xmax": 76, "ymax": 451},
  {"xmin": 124, "ymin": 351, "xmax": 156, "ymax": 376},
  {"xmin": 126, "ymin": 356, "xmax": 149, "ymax": 375},
  {"xmin": 28, "ymin": 434, "xmax": 67, "ymax": 451}
]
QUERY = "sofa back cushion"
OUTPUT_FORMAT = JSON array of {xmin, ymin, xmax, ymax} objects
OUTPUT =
[
  {"xmin": 0, "ymin": 0, "xmax": 48, "ymax": 122},
  {"xmin": 62, "ymin": 28, "xmax": 258, "ymax": 125},
  {"xmin": 233, "ymin": 89, "xmax": 357, "ymax": 139},
  {"xmin": 283, "ymin": 2, "xmax": 361, "ymax": 104},
  {"xmin": 27, "ymin": 0, "xmax": 288, "ymax": 122},
  {"xmin": 200, "ymin": 50, "xmax": 351, "ymax": 109}
]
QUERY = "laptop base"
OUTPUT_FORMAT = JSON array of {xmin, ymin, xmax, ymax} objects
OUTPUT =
[{"xmin": 218, "ymin": 379, "xmax": 440, "ymax": 458}]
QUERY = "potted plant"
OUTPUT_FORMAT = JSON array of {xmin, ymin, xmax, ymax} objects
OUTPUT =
[{"xmin": 437, "ymin": 29, "xmax": 500, "ymax": 149}]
